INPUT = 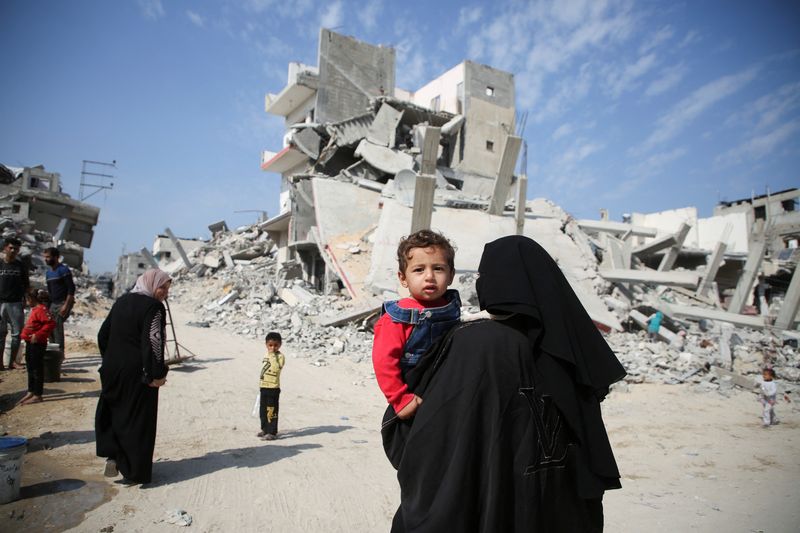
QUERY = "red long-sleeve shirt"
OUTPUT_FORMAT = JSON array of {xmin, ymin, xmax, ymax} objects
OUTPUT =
[
  {"xmin": 21, "ymin": 304, "xmax": 57, "ymax": 345},
  {"xmin": 372, "ymin": 297, "xmax": 447, "ymax": 413}
]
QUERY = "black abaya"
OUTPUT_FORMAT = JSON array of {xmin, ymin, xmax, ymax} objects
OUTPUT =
[
  {"xmin": 383, "ymin": 236, "xmax": 625, "ymax": 532},
  {"xmin": 95, "ymin": 293, "xmax": 168, "ymax": 484}
]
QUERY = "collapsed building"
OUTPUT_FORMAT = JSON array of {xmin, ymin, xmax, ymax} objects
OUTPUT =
[{"xmin": 0, "ymin": 163, "xmax": 100, "ymax": 271}]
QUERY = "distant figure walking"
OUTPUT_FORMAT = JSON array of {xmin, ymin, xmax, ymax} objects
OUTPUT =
[{"xmin": 95, "ymin": 269, "xmax": 171, "ymax": 484}]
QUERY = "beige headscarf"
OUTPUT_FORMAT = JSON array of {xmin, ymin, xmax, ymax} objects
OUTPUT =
[{"xmin": 130, "ymin": 269, "xmax": 172, "ymax": 298}]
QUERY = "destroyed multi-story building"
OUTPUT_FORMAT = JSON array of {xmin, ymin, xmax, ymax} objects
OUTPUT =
[
  {"xmin": 0, "ymin": 163, "xmax": 100, "ymax": 269},
  {"xmin": 253, "ymin": 29, "xmax": 798, "ymax": 334},
  {"xmin": 259, "ymin": 30, "xmax": 524, "ymax": 290},
  {"xmin": 152, "ymin": 234, "xmax": 205, "ymax": 269}
]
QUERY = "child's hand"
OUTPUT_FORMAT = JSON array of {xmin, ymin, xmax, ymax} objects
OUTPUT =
[{"xmin": 397, "ymin": 395, "xmax": 423, "ymax": 420}]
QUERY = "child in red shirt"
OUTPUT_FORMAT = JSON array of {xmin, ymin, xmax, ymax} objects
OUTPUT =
[
  {"xmin": 18, "ymin": 289, "xmax": 56, "ymax": 405},
  {"xmin": 372, "ymin": 230, "xmax": 461, "ymax": 420}
]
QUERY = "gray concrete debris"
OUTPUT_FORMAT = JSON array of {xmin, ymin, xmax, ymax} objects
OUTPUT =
[{"xmin": 127, "ymin": 208, "xmax": 796, "ymax": 402}]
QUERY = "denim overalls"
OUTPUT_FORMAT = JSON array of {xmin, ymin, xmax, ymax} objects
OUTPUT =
[{"xmin": 381, "ymin": 289, "xmax": 461, "ymax": 370}]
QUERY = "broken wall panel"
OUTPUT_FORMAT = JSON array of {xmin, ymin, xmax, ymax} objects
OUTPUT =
[
  {"xmin": 312, "ymin": 179, "xmax": 382, "ymax": 300},
  {"xmin": 316, "ymin": 29, "xmax": 395, "ymax": 124}
]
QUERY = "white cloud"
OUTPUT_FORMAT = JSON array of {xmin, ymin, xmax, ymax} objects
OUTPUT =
[
  {"xmin": 357, "ymin": 0, "xmax": 382, "ymax": 30},
  {"xmin": 320, "ymin": 1, "xmax": 343, "ymax": 29},
  {"xmin": 186, "ymin": 10, "xmax": 204, "ymax": 28},
  {"xmin": 639, "ymin": 25, "xmax": 673, "ymax": 55},
  {"xmin": 679, "ymin": 30, "xmax": 700, "ymax": 48},
  {"xmin": 606, "ymin": 52, "xmax": 657, "ymax": 98},
  {"xmin": 717, "ymin": 119, "xmax": 800, "ymax": 165},
  {"xmin": 456, "ymin": 6, "xmax": 483, "ymax": 33},
  {"xmin": 645, "ymin": 62, "xmax": 687, "ymax": 97},
  {"xmin": 559, "ymin": 138, "xmax": 604, "ymax": 167},
  {"xmin": 629, "ymin": 146, "xmax": 687, "ymax": 178},
  {"xmin": 552, "ymin": 122, "xmax": 574, "ymax": 141},
  {"xmin": 464, "ymin": 0, "xmax": 638, "ymax": 112},
  {"xmin": 751, "ymin": 82, "xmax": 800, "ymax": 130},
  {"xmin": 639, "ymin": 66, "xmax": 759, "ymax": 152},
  {"xmin": 137, "ymin": 0, "xmax": 164, "ymax": 20}
]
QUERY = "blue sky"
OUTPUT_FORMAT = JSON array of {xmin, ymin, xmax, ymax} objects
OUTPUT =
[{"xmin": 1, "ymin": 0, "xmax": 798, "ymax": 273}]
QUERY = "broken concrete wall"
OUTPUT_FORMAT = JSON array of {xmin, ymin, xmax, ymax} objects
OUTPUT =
[
  {"xmin": 696, "ymin": 212, "xmax": 748, "ymax": 253},
  {"xmin": 315, "ymin": 28, "xmax": 395, "ymax": 124},
  {"xmin": 113, "ymin": 252, "xmax": 149, "ymax": 297},
  {"xmin": 311, "ymin": 178, "xmax": 382, "ymax": 299},
  {"xmin": 411, "ymin": 62, "xmax": 464, "ymax": 113},
  {"xmin": 455, "ymin": 62, "xmax": 516, "ymax": 196},
  {"xmin": 632, "ymin": 207, "xmax": 749, "ymax": 254}
]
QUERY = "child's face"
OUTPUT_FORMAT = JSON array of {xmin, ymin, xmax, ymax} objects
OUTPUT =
[
  {"xmin": 762, "ymin": 369, "xmax": 774, "ymax": 381},
  {"xmin": 266, "ymin": 340, "xmax": 281, "ymax": 353},
  {"xmin": 398, "ymin": 246, "xmax": 454, "ymax": 302}
]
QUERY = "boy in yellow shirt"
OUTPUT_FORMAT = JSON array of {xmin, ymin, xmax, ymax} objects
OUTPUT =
[{"xmin": 258, "ymin": 332, "xmax": 285, "ymax": 440}]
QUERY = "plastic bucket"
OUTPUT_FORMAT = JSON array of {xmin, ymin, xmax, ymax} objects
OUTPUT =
[
  {"xmin": 43, "ymin": 347, "xmax": 63, "ymax": 382},
  {"xmin": 0, "ymin": 437, "xmax": 28, "ymax": 504}
]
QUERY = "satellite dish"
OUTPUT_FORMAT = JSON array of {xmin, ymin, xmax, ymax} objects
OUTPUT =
[{"xmin": 394, "ymin": 169, "xmax": 418, "ymax": 207}]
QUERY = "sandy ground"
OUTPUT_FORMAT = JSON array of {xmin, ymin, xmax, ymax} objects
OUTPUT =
[{"xmin": 0, "ymin": 302, "xmax": 798, "ymax": 532}]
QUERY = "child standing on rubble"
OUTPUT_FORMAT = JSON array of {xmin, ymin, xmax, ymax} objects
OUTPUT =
[
  {"xmin": 257, "ymin": 331, "xmax": 285, "ymax": 440},
  {"xmin": 758, "ymin": 367, "xmax": 790, "ymax": 427},
  {"xmin": 372, "ymin": 229, "xmax": 461, "ymax": 420}
]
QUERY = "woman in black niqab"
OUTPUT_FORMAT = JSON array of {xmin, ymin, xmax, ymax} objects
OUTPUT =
[{"xmin": 385, "ymin": 235, "xmax": 625, "ymax": 532}]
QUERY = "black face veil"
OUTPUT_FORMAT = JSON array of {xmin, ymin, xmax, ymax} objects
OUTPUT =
[
  {"xmin": 477, "ymin": 235, "xmax": 626, "ymax": 496},
  {"xmin": 477, "ymin": 235, "xmax": 626, "ymax": 397}
]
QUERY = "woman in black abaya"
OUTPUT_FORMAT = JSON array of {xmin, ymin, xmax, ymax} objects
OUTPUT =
[
  {"xmin": 384, "ymin": 235, "xmax": 626, "ymax": 532},
  {"xmin": 95, "ymin": 269, "xmax": 171, "ymax": 484}
]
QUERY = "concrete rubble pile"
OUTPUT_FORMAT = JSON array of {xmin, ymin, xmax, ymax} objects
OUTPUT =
[
  {"xmin": 128, "ymin": 30, "xmax": 800, "ymax": 396},
  {"xmin": 157, "ymin": 210, "xmax": 799, "ymax": 397},
  {"xmin": 167, "ymin": 224, "xmax": 376, "ymax": 365}
]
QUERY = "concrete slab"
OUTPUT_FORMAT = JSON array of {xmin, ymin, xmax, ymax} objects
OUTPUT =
[
  {"xmin": 600, "ymin": 269, "xmax": 700, "ymax": 288},
  {"xmin": 775, "ymin": 264, "xmax": 800, "ymax": 330},
  {"xmin": 696, "ymin": 241, "xmax": 727, "ymax": 298},
  {"xmin": 366, "ymin": 103, "xmax": 403, "ymax": 147},
  {"xmin": 420, "ymin": 127, "xmax": 441, "ymax": 176},
  {"xmin": 354, "ymin": 139, "xmax": 414, "ymax": 175},
  {"xmin": 657, "ymin": 222, "xmax": 691, "ymax": 271},
  {"xmin": 632, "ymin": 233, "xmax": 677, "ymax": 257},
  {"xmin": 656, "ymin": 302, "xmax": 766, "ymax": 329},
  {"xmin": 728, "ymin": 237, "xmax": 767, "ymax": 313},
  {"xmin": 411, "ymin": 174, "xmax": 436, "ymax": 233},
  {"xmin": 292, "ymin": 128, "xmax": 322, "ymax": 159},
  {"xmin": 487, "ymin": 135, "xmax": 522, "ymax": 215},
  {"xmin": 164, "ymin": 227, "xmax": 193, "ymax": 269},
  {"xmin": 710, "ymin": 365, "xmax": 756, "ymax": 390},
  {"xmin": 576, "ymin": 220, "xmax": 657, "ymax": 237}
]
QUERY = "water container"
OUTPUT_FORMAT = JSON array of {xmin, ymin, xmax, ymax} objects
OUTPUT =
[{"xmin": 0, "ymin": 436, "xmax": 27, "ymax": 504}]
